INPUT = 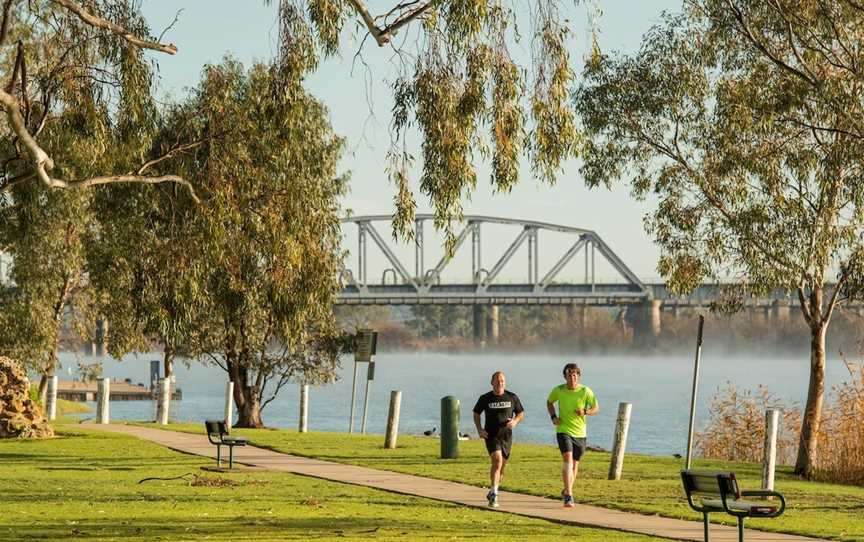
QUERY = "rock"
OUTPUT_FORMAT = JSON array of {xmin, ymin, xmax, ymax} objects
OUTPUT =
[{"xmin": 0, "ymin": 356, "xmax": 53, "ymax": 439}]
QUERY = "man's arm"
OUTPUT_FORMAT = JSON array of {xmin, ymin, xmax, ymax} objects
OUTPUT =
[
  {"xmin": 547, "ymin": 401, "xmax": 559, "ymax": 425},
  {"xmin": 506, "ymin": 410, "xmax": 525, "ymax": 429},
  {"xmin": 473, "ymin": 411, "xmax": 488, "ymax": 439},
  {"xmin": 578, "ymin": 404, "xmax": 600, "ymax": 416}
]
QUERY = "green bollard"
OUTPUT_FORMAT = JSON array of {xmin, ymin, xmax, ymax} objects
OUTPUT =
[{"xmin": 440, "ymin": 396, "xmax": 460, "ymax": 459}]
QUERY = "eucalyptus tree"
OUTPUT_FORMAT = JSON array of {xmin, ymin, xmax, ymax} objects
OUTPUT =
[
  {"xmin": 87, "ymin": 109, "xmax": 206, "ymax": 422},
  {"xmin": 0, "ymin": 185, "xmax": 93, "ymax": 401},
  {"xmin": 575, "ymin": 1, "xmax": 864, "ymax": 476},
  {"xmin": 180, "ymin": 60, "xmax": 347, "ymax": 428}
]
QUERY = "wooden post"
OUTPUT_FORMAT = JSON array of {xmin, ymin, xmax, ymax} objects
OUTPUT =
[
  {"xmin": 299, "ymin": 384, "xmax": 309, "ymax": 433},
  {"xmin": 385, "ymin": 390, "xmax": 402, "ymax": 449},
  {"xmin": 762, "ymin": 408, "xmax": 780, "ymax": 490},
  {"xmin": 46, "ymin": 375, "xmax": 58, "ymax": 421},
  {"xmin": 608, "ymin": 402, "xmax": 633, "ymax": 480},
  {"xmin": 224, "ymin": 381, "xmax": 234, "ymax": 430},
  {"xmin": 96, "ymin": 378, "xmax": 110, "ymax": 424},
  {"xmin": 156, "ymin": 378, "xmax": 170, "ymax": 425}
]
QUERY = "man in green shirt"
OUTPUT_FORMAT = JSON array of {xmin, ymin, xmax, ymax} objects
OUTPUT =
[{"xmin": 546, "ymin": 362, "xmax": 599, "ymax": 508}]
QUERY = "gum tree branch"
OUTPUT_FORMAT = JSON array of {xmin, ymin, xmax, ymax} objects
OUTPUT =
[
  {"xmin": 50, "ymin": 0, "xmax": 177, "ymax": 54},
  {"xmin": 0, "ymin": 88, "xmax": 199, "ymax": 202},
  {"xmin": 347, "ymin": 0, "xmax": 434, "ymax": 46},
  {"xmin": 0, "ymin": 0, "xmax": 14, "ymax": 46},
  {"xmin": 135, "ymin": 139, "xmax": 208, "ymax": 175}
]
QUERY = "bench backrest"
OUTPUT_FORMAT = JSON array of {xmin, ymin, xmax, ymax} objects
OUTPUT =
[
  {"xmin": 681, "ymin": 470, "xmax": 740, "ymax": 501},
  {"xmin": 205, "ymin": 420, "xmax": 227, "ymax": 444}
]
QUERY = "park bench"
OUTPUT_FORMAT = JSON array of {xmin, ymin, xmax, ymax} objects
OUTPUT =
[
  {"xmin": 681, "ymin": 470, "xmax": 786, "ymax": 542},
  {"xmin": 204, "ymin": 420, "xmax": 248, "ymax": 469}
]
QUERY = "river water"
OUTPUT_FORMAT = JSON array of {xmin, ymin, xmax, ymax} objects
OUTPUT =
[{"xmin": 57, "ymin": 351, "xmax": 856, "ymax": 456}]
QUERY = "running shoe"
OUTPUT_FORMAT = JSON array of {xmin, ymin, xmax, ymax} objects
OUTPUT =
[
  {"xmin": 486, "ymin": 490, "xmax": 499, "ymax": 508},
  {"xmin": 563, "ymin": 494, "xmax": 575, "ymax": 508}
]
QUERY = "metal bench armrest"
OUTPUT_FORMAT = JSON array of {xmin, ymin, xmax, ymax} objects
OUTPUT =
[{"xmin": 739, "ymin": 490, "xmax": 786, "ymax": 517}]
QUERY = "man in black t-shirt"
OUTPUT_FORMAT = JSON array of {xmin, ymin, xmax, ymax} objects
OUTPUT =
[{"xmin": 472, "ymin": 371, "xmax": 525, "ymax": 508}]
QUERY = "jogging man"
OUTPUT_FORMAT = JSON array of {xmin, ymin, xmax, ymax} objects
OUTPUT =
[
  {"xmin": 473, "ymin": 371, "xmax": 524, "ymax": 508},
  {"xmin": 546, "ymin": 362, "xmax": 598, "ymax": 508}
]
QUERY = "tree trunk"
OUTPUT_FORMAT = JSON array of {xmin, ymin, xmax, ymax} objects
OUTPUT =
[
  {"xmin": 230, "ymin": 360, "xmax": 263, "ymax": 428},
  {"xmin": 235, "ymin": 381, "xmax": 264, "ymax": 428},
  {"xmin": 37, "ymin": 374, "xmax": 49, "ymax": 405},
  {"xmin": 794, "ymin": 320, "xmax": 826, "ymax": 476}
]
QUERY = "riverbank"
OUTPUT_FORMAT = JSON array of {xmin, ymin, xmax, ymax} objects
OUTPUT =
[
  {"xmin": 141, "ymin": 422, "xmax": 864, "ymax": 541},
  {"xmin": 0, "ymin": 423, "xmax": 673, "ymax": 541}
]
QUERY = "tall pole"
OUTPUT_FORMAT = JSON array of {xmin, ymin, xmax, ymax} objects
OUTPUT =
[{"xmin": 685, "ymin": 315, "xmax": 705, "ymax": 470}]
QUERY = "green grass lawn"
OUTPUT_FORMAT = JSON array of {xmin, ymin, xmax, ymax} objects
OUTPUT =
[
  {"xmin": 0, "ymin": 425, "xmax": 678, "ymax": 542},
  {"xmin": 56, "ymin": 398, "xmax": 91, "ymax": 415},
  {"xmin": 144, "ymin": 422, "xmax": 864, "ymax": 541}
]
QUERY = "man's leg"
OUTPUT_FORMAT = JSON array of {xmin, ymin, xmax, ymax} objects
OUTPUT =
[
  {"xmin": 490, "ymin": 450, "xmax": 504, "ymax": 490},
  {"xmin": 487, "ymin": 450, "xmax": 504, "ymax": 507},
  {"xmin": 561, "ymin": 451, "xmax": 574, "ymax": 496}
]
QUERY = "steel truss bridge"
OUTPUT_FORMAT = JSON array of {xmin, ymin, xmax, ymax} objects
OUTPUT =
[
  {"xmin": 340, "ymin": 214, "xmax": 651, "ymax": 306},
  {"xmin": 338, "ymin": 214, "xmax": 821, "ymax": 311}
]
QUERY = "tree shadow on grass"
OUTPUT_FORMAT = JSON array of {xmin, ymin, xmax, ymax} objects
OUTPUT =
[{"xmin": 14, "ymin": 514, "xmax": 534, "ymax": 541}]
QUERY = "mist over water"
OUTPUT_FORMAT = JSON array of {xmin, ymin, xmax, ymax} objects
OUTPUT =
[{"xmin": 58, "ymin": 350, "xmax": 855, "ymax": 456}]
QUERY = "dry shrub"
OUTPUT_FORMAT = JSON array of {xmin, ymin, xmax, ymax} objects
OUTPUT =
[
  {"xmin": 696, "ymin": 365, "xmax": 864, "ymax": 485},
  {"xmin": 696, "ymin": 383, "xmax": 800, "ymax": 465},
  {"xmin": 190, "ymin": 474, "xmax": 239, "ymax": 487},
  {"xmin": 189, "ymin": 474, "xmax": 269, "ymax": 488},
  {"xmin": 811, "ymin": 362, "xmax": 864, "ymax": 485}
]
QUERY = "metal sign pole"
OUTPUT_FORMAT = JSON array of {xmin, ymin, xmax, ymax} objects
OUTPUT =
[
  {"xmin": 685, "ymin": 315, "xmax": 705, "ymax": 470},
  {"xmin": 350, "ymin": 329, "xmax": 378, "ymax": 434}
]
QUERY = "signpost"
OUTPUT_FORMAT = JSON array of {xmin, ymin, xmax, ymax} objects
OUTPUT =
[{"xmin": 349, "ymin": 329, "xmax": 378, "ymax": 433}]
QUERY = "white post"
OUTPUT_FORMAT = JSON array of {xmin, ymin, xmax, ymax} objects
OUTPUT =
[
  {"xmin": 385, "ymin": 390, "xmax": 402, "ymax": 449},
  {"xmin": 224, "ymin": 381, "xmax": 234, "ymax": 430},
  {"xmin": 361, "ymin": 362, "xmax": 375, "ymax": 434},
  {"xmin": 96, "ymin": 378, "xmax": 110, "ymax": 424},
  {"xmin": 349, "ymin": 361, "xmax": 359, "ymax": 433},
  {"xmin": 762, "ymin": 408, "xmax": 780, "ymax": 490},
  {"xmin": 46, "ymin": 375, "xmax": 58, "ymax": 421},
  {"xmin": 156, "ymin": 378, "xmax": 171, "ymax": 425},
  {"xmin": 608, "ymin": 402, "xmax": 633, "ymax": 480},
  {"xmin": 299, "ymin": 384, "xmax": 309, "ymax": 433}
]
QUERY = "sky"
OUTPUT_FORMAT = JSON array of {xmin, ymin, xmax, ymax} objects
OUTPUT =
[{"xmin": 139, "ymin": 1, "xmax": 683, "ymax": 283}]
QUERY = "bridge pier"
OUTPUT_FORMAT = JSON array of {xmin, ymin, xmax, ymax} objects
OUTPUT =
[
  {"xmin": 486, "ymin": 305, "xmax": 499, "ymax": 345},
  {"xmin": 473, "ymin": 305, "xmax": 487, "ymax": 348},
  {"xmin": 631, "ymin": 299, "xmax": 661, "ymax": 348},
  {"xmin": 771, "ymin": 299, "xmax": 791, "ymax": 321},
  {"xmin": 566, "ymin": 303, "xmax": 589, "ymax": 330}
]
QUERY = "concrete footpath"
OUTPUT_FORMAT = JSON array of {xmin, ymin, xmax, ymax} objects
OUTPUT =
[{"xmin": 83, "ymin": 423, "xmax": 822, "ymax": 542}]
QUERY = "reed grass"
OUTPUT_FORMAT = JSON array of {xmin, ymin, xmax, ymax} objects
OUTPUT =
[{"xmin": 696, "ymin": 361, "xmax": 864, "ymax": 485}]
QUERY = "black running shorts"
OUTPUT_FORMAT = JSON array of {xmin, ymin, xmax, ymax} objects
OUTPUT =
[
  {"xmin": 556, "ymin": 433, "xmax": 587, "ymax": 460},
  {"xmin": 485, "ymin": 432, "xmax": 513, "ymax": 459}
]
